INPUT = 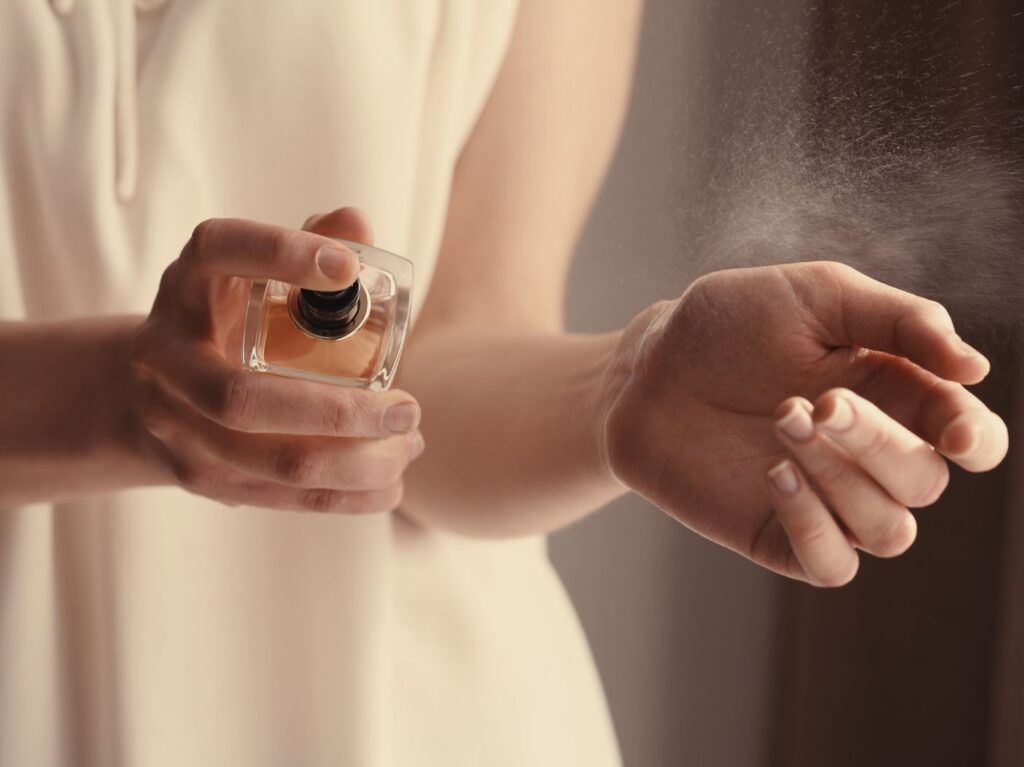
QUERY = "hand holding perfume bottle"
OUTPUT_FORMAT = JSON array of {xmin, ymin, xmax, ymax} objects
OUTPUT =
[
  {"xmin": 127, "ymin": 210, "xmax": 424, "ymax": 514},
  {"xmin": 242, "ymin": 238, "xmax": 412, "ymax": 391}
]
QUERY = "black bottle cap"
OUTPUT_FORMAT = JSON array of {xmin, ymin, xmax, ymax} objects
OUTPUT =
[{"xmin": 296, "ymin": 280, "xmax": 362, "ymax": 336}]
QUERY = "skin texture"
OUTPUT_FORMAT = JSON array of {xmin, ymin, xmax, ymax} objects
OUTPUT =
[
  {"xmin": 128, "ymin": 214, "xmax": 426, "ymax": 514},
  {"xmin": 0, "ymin": 0, "xmax": 1009, "ymax": 586},
  {"xmin": 603, "ymin": 262, "xmax": 1008, "ymax": 586},
  {"xmin": 0, "ymin": 214, "xmax": 425, "ymax": 513}
]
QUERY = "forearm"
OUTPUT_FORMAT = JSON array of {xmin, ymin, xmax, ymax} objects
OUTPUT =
[
  {"xmin": 0, "ymin": 316, "xmax": 159, "ymax": 505},
  {"xmin": 398, "ymin": 324, "xmax": 629, "ymax": 537}
]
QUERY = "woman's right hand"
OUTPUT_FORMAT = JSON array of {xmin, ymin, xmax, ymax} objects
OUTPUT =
[{"xmin": 129, "ymin": 210, "xmax": 424, "ymax": 514}]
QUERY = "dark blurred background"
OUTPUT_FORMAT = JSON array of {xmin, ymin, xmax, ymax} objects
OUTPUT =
[{"xmin": 551, "ymin": 1, "xmax": 1024, "ymax": 765}]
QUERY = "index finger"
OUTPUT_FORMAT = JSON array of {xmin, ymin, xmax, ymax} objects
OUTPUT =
[
  {"xmin": 801, "ymin": 262, "xmax": 990, "ymax": 385},
  {"xmin": 180, "ymin": 217, "xmax": 360, "ymax": 290}
]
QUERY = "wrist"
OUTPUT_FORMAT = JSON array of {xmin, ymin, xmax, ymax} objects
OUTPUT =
[
  {"xmin": 586, "ymin": 330, "xmax": 634, "ymax": 490},
  {"xmin": 0, "ymin": 315, "xmax": 161, "ymax": 505},
  {"xmin": 92, "ymin": 316, "xmax": 156, "ymax": 480},
  {"xmin": 598, "ymin": 299, "xmax": 678, "ymax": 490}
]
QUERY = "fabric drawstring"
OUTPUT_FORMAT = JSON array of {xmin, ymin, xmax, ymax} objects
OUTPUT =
[
  {"xmin": 49, "ymin": 0, "xmax": 171, "ymax": 201},
  {"xmin": 111, "ymin": 0, "xmax": 139, "ymax": 201}
]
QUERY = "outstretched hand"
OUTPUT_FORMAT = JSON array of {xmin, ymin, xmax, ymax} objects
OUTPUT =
[{"xmin": 603, "ymin": 261, "xmax": 1008, "ymax": 586}]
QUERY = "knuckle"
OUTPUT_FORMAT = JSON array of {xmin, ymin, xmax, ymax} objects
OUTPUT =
[
  {"xmin": 799, "ymin": 261, "xmax": 854, "ymax": 292},
  {"xmin": 214, "ymin": 373, "xmax": 258, "ymax": 429},
  {"xmin": 910, "ymin": 300, "xmax": 954, "ymax": 335},
  {"xmin": 679, "ymin": 275, "xmax": 716, "ymax": 311},
  {"xmin": 155, "ymin": 261, "xmax": 185, "ymax": 302},
  {"xmin": 274, "ymin": 447, "xmax": 322, "ymax": 487},
  {"xmin": 812, "ymin": 455, "xmax": 850, "ymax": 487},
  {"xmin": 788, "ymin": 516, "xmax": 833, "ymax": 549},
  {"xmin": 685, "ymin": 273, "xmax": 711, "ymax": 296},
  {"xmin": 814, "ymin": 260, "xmax": 853, "ymax": 280},
  {"xmin": 300, "ymin": 488, "xmax": 339, "ymax": 514},
  {"xmin": 923, "ymin": 379, "xmax": 960, "ymax": 408},
  {"xmin": 187, "ymin": 218, "xmax": 221, "ymax": 261},
  {"xmin": 860, "ymin": 425, "xmax": 892, "ymax": 460},
  {"xmin": 922, "ymin": 299, "xmax": 952, "ymax": 324},
  {"xmin": 322, "ymin": 395, "xmax": 369, "ymax": 434}
]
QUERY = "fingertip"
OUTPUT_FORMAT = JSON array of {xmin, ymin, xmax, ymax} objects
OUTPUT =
[
  {"xmin": 304, "ymin": 207, "xmax": 375, "ymax": 245},
  {"xmin": 409, "ymin": 432, "xmax": 426, "ymax": 460},
  {"xmin": 302, "ymin": 212, "xmax": 325, "ymax": 229},
  {"xmin": 939, "ymin": 415, "xmax": 980, "ymax": 455},
  {"xmin": 766, "ymin": 459, "xmax": 801, "ymax": 496},
  {"xmin": 773, "ymin": 396, "xmax": 813, "ymax": 422},
  {"xmin": 816, "ymin": 554, "xmax": 860, "ymax": 589},
  {"xmin": 314, "ymin": 243, "xmax": 360, "ymax": 287},
  {"xmin": 812, "ymin": 388, "xmax": 856, "ymax": 430},
  {"xmin": 875, "ymin": 512, "xmax": 918, "ymax": 559},
  {"xmin": 957, "ymin": 352, "xmax": 991, "ymax": 385},
  {"xmin": 338, "ymin": 206, "xmax": 374, "ymax": 242},
  {"xmin": 939, "ymin": 410, "xmax": 1009, "ymax": 472},
  {"xmin": 941, "ymin": 332, "xmax": 990, "ymax": 384},
  {"xmin": 383, "ymin": 399, "xmax": 422, "ymax": 434}
]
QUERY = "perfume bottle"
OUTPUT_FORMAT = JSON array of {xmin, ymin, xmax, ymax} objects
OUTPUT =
[{"xmin": 241, "ymin": 239, "xmax": 413, "ymax": 391}]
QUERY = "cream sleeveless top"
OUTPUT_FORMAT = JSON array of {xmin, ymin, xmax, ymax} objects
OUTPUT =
[{"xmin": 0, "ymin": 2, "xmax": 620, "ymax": 765}]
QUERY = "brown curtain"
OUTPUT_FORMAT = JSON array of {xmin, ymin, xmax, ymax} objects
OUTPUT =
[{"xmin": 768, "ymin": 3, "xmax": 1024, "ymax": 765}]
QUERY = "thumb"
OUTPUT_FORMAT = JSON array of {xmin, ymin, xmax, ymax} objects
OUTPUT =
[{"xmin": 303, "ymin": 207, "xmax": 375, "ymax": 246}]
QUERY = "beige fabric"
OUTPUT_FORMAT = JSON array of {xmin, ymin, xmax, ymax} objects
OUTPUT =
[{"xmin": 0, "ymin": 2, "xmax": 620, "ymax": 765}]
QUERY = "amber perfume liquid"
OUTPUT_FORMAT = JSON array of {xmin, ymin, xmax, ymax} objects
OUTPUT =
[{"xmin": 242, "ymin": 240, "xmax": 413, "ymax": 390}]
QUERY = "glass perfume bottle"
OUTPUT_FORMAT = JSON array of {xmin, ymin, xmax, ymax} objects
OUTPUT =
[{"xmin": 241, "ymin": 239, "xmax": 413, "ymax": 391}]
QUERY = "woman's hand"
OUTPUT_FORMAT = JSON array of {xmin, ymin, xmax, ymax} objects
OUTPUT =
[
  {"xmin": 602, "ymin": 261, "xmax": 1009, "ymax": 586},
  {"xmin": 129, "ymin": 208, "xmax": 425, "ymax": 514}
]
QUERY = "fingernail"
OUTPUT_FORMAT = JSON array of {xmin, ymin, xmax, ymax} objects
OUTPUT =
[
  {"xmin": 820, "ymin": 395, "xmax": 855, "ymax": 432},
  {"xmin": 960, "ymin": 424, "xmax": 983, "ymax": 455},
  {"xmin": 776, "ymin": 404, "xmax": 815, "ymax": 442},
  {"xmin": 316, "ymin": 246, "xmax": 355, "ymax": 282},
  {"xmin": 409, "ymin": 433, "xmax": 426, "ymax": 460},
  {"xmin": 942, "ymin": 420, "xmax": 982, "ymax": 456},
  {"xmin": 384, "ymin": 402, "xmax": 420, "ymax": 433},
  {"xmin": 768, "ymin": 460, "xmax": 799, "ymax": 495}
]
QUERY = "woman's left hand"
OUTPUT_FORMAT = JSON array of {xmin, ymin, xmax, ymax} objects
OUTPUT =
[{"xmin": 601, "ymin": 261, "xmax": 1009, "ymax": 587}]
